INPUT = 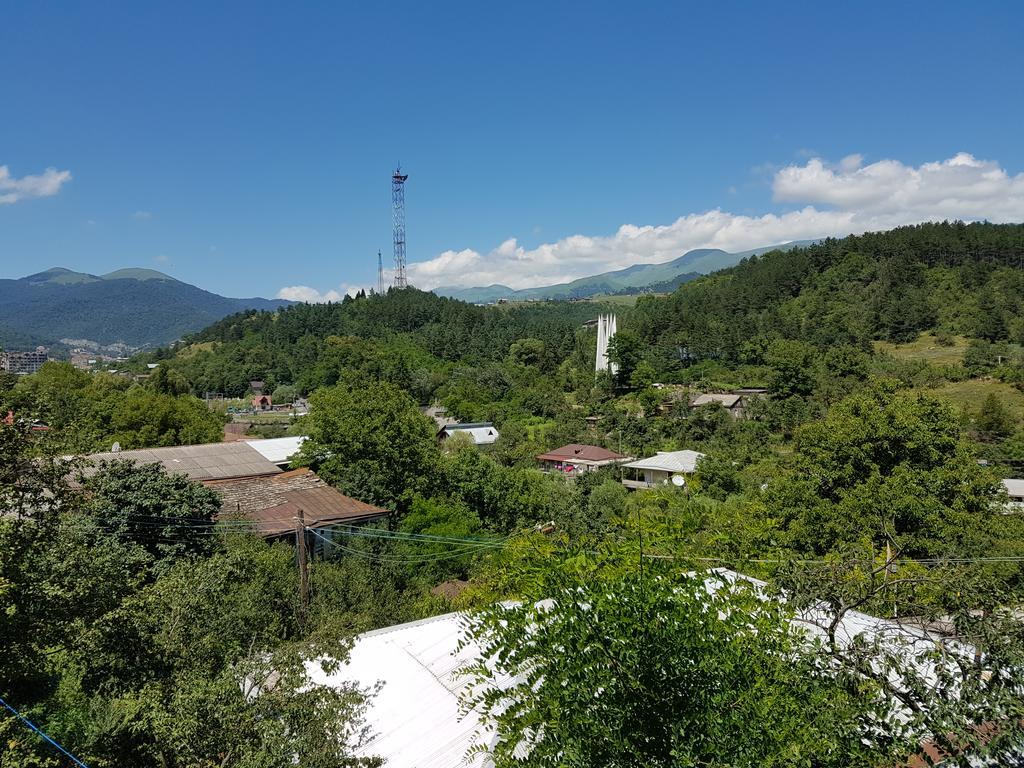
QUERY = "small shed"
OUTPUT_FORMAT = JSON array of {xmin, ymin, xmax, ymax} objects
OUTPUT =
[{"xmin": 690, "ymin": 393, "xmax": 746, "ymax": 418}]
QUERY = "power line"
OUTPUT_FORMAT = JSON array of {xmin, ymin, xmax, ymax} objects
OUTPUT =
[
  {"xmin": 0, "ymin": 696, "xmax": 91, "ymax": 768},
  {"xmin": 64, "ymin": 512, "xmax": 1024, "ymax": 567},
  {"xmin": 306, "ymin": 527, "xmax": 497, "ymax": 563}
]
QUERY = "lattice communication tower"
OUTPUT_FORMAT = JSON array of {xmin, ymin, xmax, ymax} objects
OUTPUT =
[{"xmin": 392, "ymin": 166, "xmax": 409, "ymax": 288}]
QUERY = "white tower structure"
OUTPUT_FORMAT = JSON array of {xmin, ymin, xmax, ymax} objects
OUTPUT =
[{"xmin": 595, "ymin": 314, "xmax": 619, "ymax": 375}]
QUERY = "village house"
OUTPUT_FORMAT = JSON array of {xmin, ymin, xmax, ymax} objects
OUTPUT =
[
  {"xmin": 621, "ymin": 449, "xmax": 705, "ymax": 490},
  {"xmin": 690, "ymin": 392, "xmax": 746, "ymax": 418},
  {"xmin": 83, "ymin": 437, "xmax": 386, "ymax": 550},
  {"xmin": 437, "ymin": 422, "xmax": 500, "ymax": 446},
  {"xmin": 536, "ymin": 443, "xmax": 633, "ymax": 474},
  {"xmin": 252, "ymin": 394, "xmax": 272, "ymax": 411},
  {"xmin": 423, "ymin": 404, "xmax": 457, "ymax": 429},
  {"xmin": 1003, "ymin": 478, "xmax": 1024, "ymax": 512}
]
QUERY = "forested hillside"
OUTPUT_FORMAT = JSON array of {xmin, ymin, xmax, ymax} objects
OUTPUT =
[
  {"xmin": 628, "ymin": 222, "xmax": 1024, "ymax": 362},
  {"xmin": 157, "ymin": 291, "xmax": 604, "ymax": 402}
]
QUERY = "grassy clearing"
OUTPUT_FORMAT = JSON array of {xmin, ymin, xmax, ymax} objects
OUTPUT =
[
  {"xmin": 177, "ymin": 341, "xmax": 218, "ymax": 357},
  {"xmin": 927, "ymin": 378, "xmax": 1024, "ymax": 420},
  {"xmin": 874, "ymin": 333, "xmax": 970, "ymax": 365}
]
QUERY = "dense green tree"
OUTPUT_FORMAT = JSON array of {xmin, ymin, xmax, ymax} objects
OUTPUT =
[
  {"xmin": 81, "ymin": 459, "xmax": 224, "ymax": 565},
  {"xmin": 298, "ymin": 381, "xmax": 439, "ymax": 508},
  {"xmin": 975, "ymin": 392, "xmax": 1015, "ymax": 439},
  {"xmin": 68, "ymin": 535, "xmax": 376, "ymax": 768},
  {"xmin": 462, "ymin": 559, "xmax": 914, "ymax": 768},
  {"xmin": 764, "ymin": 339, "xmax": 817, "ymax": 400}
]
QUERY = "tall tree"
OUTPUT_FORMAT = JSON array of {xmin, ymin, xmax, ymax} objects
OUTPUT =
[{"xmin": 298, "ymin": 380, "xmax": 439, "ymax": 508}]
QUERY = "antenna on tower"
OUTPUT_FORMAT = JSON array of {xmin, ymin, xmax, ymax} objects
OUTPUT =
[
  {"xmin": 392, "ymin": 165, "xmax": 409, "ymax": 289},
  {"xmin": 377, "ymin": 250, "xmax": 384, "ymax": 295}
]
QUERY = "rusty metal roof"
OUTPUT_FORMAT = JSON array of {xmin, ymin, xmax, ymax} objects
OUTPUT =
[{"xmin": 210, "ymin": 468, "xmax": 388, "ymax": 536}]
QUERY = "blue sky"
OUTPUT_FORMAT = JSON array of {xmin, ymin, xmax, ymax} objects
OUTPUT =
[{"xmin": 2, "ymin": 1, "xmax": 1023, "ymax": 298}]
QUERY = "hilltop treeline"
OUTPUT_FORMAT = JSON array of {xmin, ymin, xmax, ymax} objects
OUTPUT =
[
  {"xmin": 628, "ymin": 222, "xmax": 1024, "ymax": 365},
  {"xmin": 155, "ymin": 291, "xmax": 603, "ymax": 399}
]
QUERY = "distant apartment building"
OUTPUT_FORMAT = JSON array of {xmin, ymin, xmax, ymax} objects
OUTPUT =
[{"xmin": 1, "ymin": 348, "xmax": 49, "ymax": 375}]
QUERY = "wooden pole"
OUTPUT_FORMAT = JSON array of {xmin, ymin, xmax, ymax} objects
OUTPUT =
[{"xmin": 296, "ymin": 508, "xmax": 309, "ymax": 625}]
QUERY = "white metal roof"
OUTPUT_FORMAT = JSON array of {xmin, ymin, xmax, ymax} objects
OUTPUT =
[
  {"xmin": 623, "ymin": 449, "xmax": 706, "ymax": 474},
  {"xmin": 308, "ymin": 570, "xmax": 953, "ymax": 768},
  {"xmin": 244, "ymin": 436, "xmax": 306, "ymax": 465},
  {"xmin": 306, "ymin": 612, "xmax": 503, "ymax": 768},
  {"xmin": 440, "ymin": 424, "xmax": 500, "ymax": 445},
  {"xmin": 1004, "ymin": 478, "xmax": 1024, "ymax": 499}
]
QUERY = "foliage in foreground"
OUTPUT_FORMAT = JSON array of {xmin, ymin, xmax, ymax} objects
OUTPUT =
[{"xmin": 462, "ymin": 553, "xmax": 1024, "ymax": 768}]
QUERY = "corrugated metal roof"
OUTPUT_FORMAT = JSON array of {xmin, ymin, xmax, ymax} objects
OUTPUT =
[
  {"xmin": 210, "ymin": 468, "xmax": 387, "ymax": 536},
  {"xmin": 245, "ymin": 436, "xmax": 307, "ymax": 464},
  {"xmin": 309, "ymin": 569, "xmax": 956, "ymax": 768},
  {"xmin": 1003, "ymin": 478, "xmax": 1024, "ymax": 499},
  {"xmin": 440, "ymin": 424, "xmax": 500, "ymax": 445},
  {"xmin": 307, "ymin": 612, "xmax": 503, "ymax": 768},
  {"xmin": 85, "ymin": 442, "xmax": 281, "ymax": 481},
  {"xmin": 624, "ymin": 449, "xmax": 706, "ymax": 474},
  {"xmin": 691, "ymin": 393, "xmax": 742, "ymax": 408}
]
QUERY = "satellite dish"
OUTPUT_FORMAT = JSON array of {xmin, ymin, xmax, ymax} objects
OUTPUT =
[{"xmin": 671, "ymin": 474, "xmax": 685, "ymax": 487}]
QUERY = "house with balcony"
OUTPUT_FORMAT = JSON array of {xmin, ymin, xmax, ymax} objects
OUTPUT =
[
  {"xmin": 621, "ymin": 449, "xmax": 705, "ymax": 490},
  {"xmin": 536, "ymin": 444, "xmax": 632, "ymax": 475}
]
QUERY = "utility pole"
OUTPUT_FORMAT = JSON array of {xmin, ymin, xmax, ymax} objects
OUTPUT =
[
  {"xmin": 295, "ymin": 508, "xmax": 309, "ymax": 624},
  {"xmin": 377, "ymin": 250, "xmax": 385, "ymax": 295}
]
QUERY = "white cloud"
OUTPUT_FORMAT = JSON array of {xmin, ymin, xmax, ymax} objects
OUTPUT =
[
  {"xmin": 277, "ymin": 283, "xmax": 368, "ymax": 303},
  {"xmin": 133, "ymin": 210, "xmax": 153, "ymax": 219},
  {"xmin": 0, "ymin": 165, "xmax": 72, "ymax": 204},
  {"xmin": 153, "ymin": 254, "xmax": 169, "ymax": 264},
  {"xmin": 401, "ymin": 152, "xmax": 1024, "ymax": 290}
]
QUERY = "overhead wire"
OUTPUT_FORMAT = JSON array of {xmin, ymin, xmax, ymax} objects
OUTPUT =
[
  {"xmin": 45, "ymin": 509, "xmax": 1024, "ymax": 567},
  {"xmin": 0, "ymin": 696, "xmax": 91, "ymax": 768}
]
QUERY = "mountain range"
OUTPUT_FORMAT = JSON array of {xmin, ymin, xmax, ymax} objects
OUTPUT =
[
  {"xmin": 0, "ymin": 267, "xmax": 291, "ymax": 351},
  {"xmin": 433, "ymin": 241, "xmax": 815, "ymax": 303}
]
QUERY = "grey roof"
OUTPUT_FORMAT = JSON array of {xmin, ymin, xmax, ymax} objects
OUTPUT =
[
  {"xmin": 691, "ymin": 393, "xmax": 742, "ymax": 408},
  {"xmin": 85, "ymin": 441, "xmax": 282, "ymax": 481},
  {"xmin": 623, "ymin": 449, "xmax": 706, "ymax": 474},
  {"xmin": 1004, "ymin": 478, "xmax": 1024, "ymax": 499}
]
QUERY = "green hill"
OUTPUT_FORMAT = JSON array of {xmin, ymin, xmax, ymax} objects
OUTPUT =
[
  {"xmin": 629, "ymin": 222, "xmax": 1024, "ymax": 362},
  {"xmin": 0, "ymin": 268, "xmax": 291, "ymax": 350}
]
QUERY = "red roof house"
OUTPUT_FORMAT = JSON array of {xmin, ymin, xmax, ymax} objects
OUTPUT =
[{"xmin": 536, "ymin": 443, "xmax": 633, "ymax": 474}]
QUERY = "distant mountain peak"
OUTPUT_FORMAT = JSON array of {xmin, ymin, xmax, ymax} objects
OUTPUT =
[
  {"xmin": 23, "ymin": 267, "xmax": 100, "ymax": 285},
  {"xmin": 101, "ymin": 268, "xmax": 179, "ymax": 282}
]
